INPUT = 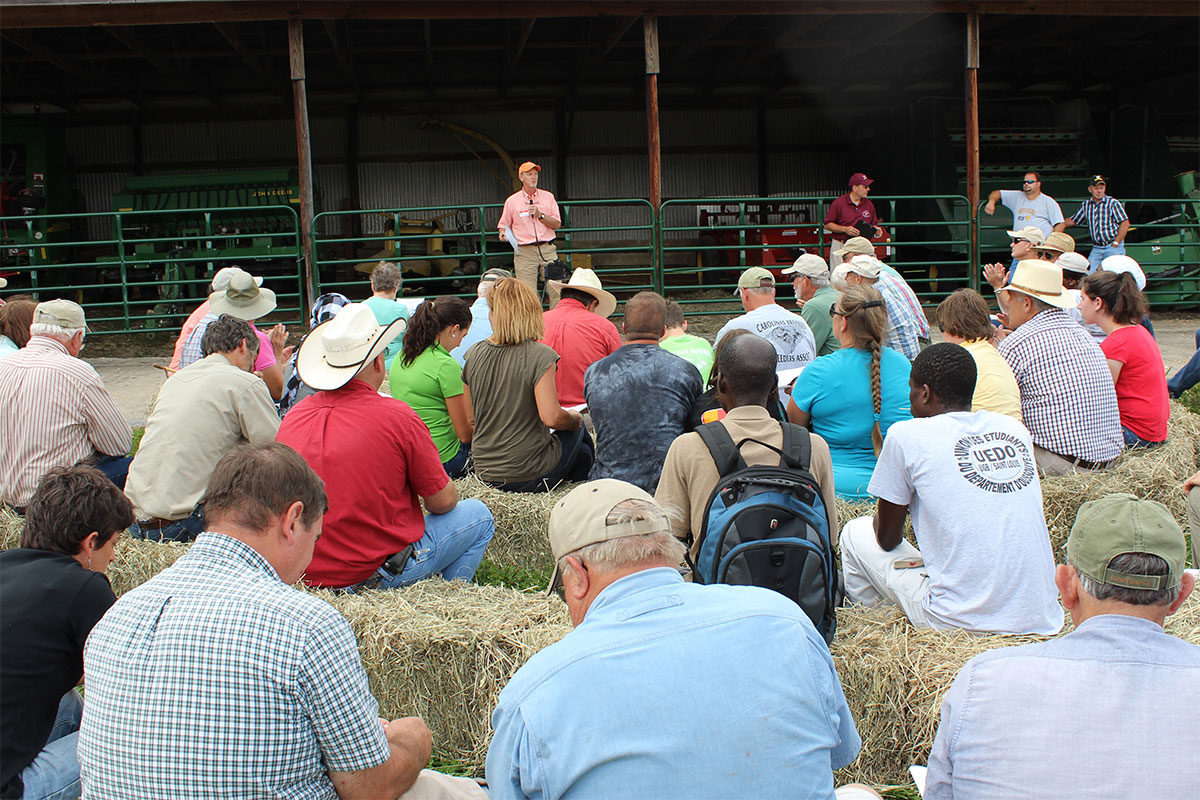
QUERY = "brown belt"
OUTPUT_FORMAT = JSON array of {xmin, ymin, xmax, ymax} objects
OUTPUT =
[
  {"xmin": 137, "ymin": 516, "xmax": 178, "ymax": 528},
  {"xmin": 1046, "ymin": 451, "xmax": 1111, "ymax": 471}
]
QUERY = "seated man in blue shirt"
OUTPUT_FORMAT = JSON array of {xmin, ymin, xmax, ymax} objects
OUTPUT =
[
  {"xmin": 485, "ymin": 478, "xmax": 863, "ymax": 800},
  {"xmin": 925, "ymin": 493, "xmax": 1199, "ymax": 800}
]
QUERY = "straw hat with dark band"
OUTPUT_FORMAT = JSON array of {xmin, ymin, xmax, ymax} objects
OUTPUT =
[{"xmin": 996, "ymin": 260, "xmax": 1075, "ymax": 309}]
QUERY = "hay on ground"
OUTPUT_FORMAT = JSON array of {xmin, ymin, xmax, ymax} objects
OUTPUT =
[
  {"xmin": 453, "ymin": 474, "xmax": 577, "ymax": 574},
  {"xmin": 319, "ymin": 581, "xmax": 571, "ymax": 771},
  {"xmin": 831, "ymin": 596, "xmax": 1200, "ymax": 786}
]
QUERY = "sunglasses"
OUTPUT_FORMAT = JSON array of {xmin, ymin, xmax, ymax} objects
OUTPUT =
[
  {"xmin": 830, "ymin": 299, "xmax": 884, "ymax": 317},
  {"xmin": 1035, "ymin": 250, "xmax": 1058, "ymax": 260},
  {"xmin": 1023, "ymin": 180, "xmax": 1038, "ymax": 184}
]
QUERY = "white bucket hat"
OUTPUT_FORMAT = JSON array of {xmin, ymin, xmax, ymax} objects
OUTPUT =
[
  {"xmin": 209, "ymin": 269, "xmax": 276, "ymax": 320},
  {"xmin": 547, "ymin": 267, "xmax": 617, "ymax": 317},
  {"xmin": 295, "ymin": 303, "xmax": 406, "ymax": 391},
  {"xmin": 1099, "ymin": 254, "xmax": 1147, "ymax": 290},
  {"xmin": 996, "ymin": 259, "xmax": 1075, "ymax": 309},
  {"xmin": 211, "ymin": 266, "xmax": 263, "ymax": 292}
]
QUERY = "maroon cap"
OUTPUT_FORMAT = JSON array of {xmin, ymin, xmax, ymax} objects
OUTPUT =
[{"xmin": 848, "ymin": 172, "xmax": 874, "ymax": 188}]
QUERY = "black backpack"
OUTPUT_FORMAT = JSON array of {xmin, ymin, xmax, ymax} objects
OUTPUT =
[{"xmin": 689, "ymin": 421, "xmax": 841, "ymax": 643}]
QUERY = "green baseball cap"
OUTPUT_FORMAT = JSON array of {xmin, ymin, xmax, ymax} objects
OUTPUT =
[
  {"xmin": 1067, "ymin": 493, "xmax": 1185, "ymax": 591},
  {"xmin": 736, "ymin": 267, "xmax": 775, "ymax": 291}
]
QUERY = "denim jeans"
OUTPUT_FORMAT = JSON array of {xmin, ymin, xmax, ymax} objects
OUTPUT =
[
  {"xmin": 486, "ymin": 427, "xmax": 595, "ymax": 493},
  {"xmin": 365, "ymin": 499, "xmax": 494, "ymax": 588},
  {"xmin": 128, "ymin": 504, "xmax": 205, "ymax": 542},
  {"xmin": 94, "ymin": 454, "xmax": 132, "ymax": 491},
  {"xmin": 1087, "ymin": 242, "xmax": 1125, "ymax": 273},
  {"xmin": 442, "ymin": 442, "xmax": 472, "ymax": 480},
  {"xmin": 18, "ymin": 690, "xmax": 83, "ymax": 800},
  {"xmin": 1122, "ymin": 427, "xmax": 1165, "ymax": 449},
  {"xmin": 1168, "ymin": 328, "xmax": 1200, "ymax": 399}
]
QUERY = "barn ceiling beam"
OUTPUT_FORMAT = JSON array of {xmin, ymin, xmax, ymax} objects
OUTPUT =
[
  {"xmin": 744, "ymin": 14, "xmax": 831, "ymax": 66},
  {"xmin": 675, "ymin": 16, "xmax": 736, "ymax": 63},
  {"xmin": 504, "ymin": 17, "xmax": 537, "ymax": 89},
  {"xmin": 1, "ymin": 29, "xmax": 142, "ymax": 107},
  {"xmin": 322, "ymin": 19, "xmax": 359, "ymax": 95},
  {"xmin": 105, "ymin": 26, "xmax": 221, "ymax": 107}
]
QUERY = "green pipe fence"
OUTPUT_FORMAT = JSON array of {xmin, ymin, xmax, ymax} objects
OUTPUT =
[
  {"xmin": 0, "ymin": 205, "xmax": 305, "ymax": 335},
  {"xmin": 1, "ymin": 194, "xmax": 1195, "ymax": 335}
]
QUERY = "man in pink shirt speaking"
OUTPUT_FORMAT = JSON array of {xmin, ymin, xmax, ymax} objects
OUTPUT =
[{"xmin": 498, "ymin": 161, "xmax": 562, "ymax": 299}]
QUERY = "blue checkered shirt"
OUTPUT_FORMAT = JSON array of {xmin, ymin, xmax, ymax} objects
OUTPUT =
[
  {"xmin": 876, "ymin": 272, "xmax": 926, "ymax": 360},
  {"xmin": 178, "ymin": 312, "xmax": 218, "ymax": 370},
  {"xmin": 1070, "ymin": 195, "xmax": 1128, "ymax": 246},
  {"xmin": 998, "ymin": 309, "xmax": 1123, "ymax": 463},
  {"xmin": 79, "ymin": 532, "xmax": 390, "ymax": 799}
]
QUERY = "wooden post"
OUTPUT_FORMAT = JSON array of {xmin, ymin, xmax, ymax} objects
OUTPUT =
[
  {"xmin": 965, "ymin": 11, "xmax": 981, "ymax": 289},
  {"xmin": 288, "ymin": 18, "xmax": 317, "ymax": 310},
  {"xmin": 644, "ymin": 15, "xmax": 661, "ymax": 212}
]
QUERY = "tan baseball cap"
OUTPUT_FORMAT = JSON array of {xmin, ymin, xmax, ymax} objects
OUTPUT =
[
  {"xmin": 1068, "ymin": 493, "xmax": 1186, "ymax": 591},
  {"xmin": 547, "ymin": 479, "xmax": 671, "ymax": 595},
  {"xmin": 33, "ymin": 298, "xmax": 89, "ymax": 331},
  {"xmin": 1006, "ymin": 225, "xmax": 1046, "ymax": 245},
  {"xmin": 781, "ymin": 254, "xmax": 829, "ymax": 279},
  {"xmin": 842, "ymin": 236, "xmax": 875, "ymax": 256},
  {"xmin": 845, "ymin": 255, "xmax": 883, "ymax": 279}
]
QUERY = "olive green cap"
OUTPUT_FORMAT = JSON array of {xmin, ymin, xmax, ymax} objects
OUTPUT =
[{"xmin": 1067, "ymin": 493, "xmax": 1185, "ymax": 591}]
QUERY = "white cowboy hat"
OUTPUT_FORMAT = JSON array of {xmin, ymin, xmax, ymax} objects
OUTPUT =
[
  {"xmin": 547, "ymin": 267, "xmax": 617, "ymax": 318},
  {"xmin": 209, "ymin": 269, "xmax": 276, "ymax": 320},
  {"xmin": 996, "ymin": 259, "xmax": 1075, "ymax": 309},
  {"xmin": 295, "ymin": 303, "xmax": 406, "ymax": 391}
]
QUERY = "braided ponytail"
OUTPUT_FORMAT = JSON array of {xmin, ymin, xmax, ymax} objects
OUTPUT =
[{"xmin": 867, "ymin": 339, "xmax": 883, "ymax": 455}]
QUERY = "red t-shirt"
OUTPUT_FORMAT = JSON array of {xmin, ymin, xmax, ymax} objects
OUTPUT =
[
  {"xmin": 540, "ymin": 298, "xmax": 622, "ymax": 406},
  {"xmin": 1100, "ymin": 325, "xmax": 1169, "ymax": 442},
  {"xmin": 823, "ymin": 194, "xmax": 878, "ymax": 242},
  {"xmin": 276, "ymin": 380, "xmax": 449, "ymax": 588}
]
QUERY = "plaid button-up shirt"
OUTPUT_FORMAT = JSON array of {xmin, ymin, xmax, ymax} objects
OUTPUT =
[
  {"xmin": 1070, "ymin": 195, "xmax": 1129, "ymax": 247},
  {"xmin": 876, "ymin": 269, "xmax": 928, "ymax": 361},
  {"xmin": 999, "ymin": 309, "xmax": 1123, "ymax": 463},
  {"xmin": 79, "ymin": 532, "xmax": 391, "ymax": 799}
]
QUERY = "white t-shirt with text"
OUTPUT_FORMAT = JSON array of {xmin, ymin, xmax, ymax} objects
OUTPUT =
[
  {"xmin": 868, "ymin": 410, "xmax": 1063, "ymax": 635},
  {"xmin": 714, "ymin": 303, "xmax": 817, "ymax": 375}
]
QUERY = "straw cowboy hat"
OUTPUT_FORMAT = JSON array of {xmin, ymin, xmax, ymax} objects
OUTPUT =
[
  {"xmin": 996, "ymin": 259, "xmax": 1075, "ymax": 309},
  {"xmin": 547, "ymin": 267, "xmax": 617, "ymax": 317},
  {"xmin": 209, "ymin": 269, "xmax": 276, "ymax": 320},
  {"xmin": 296, "ymin": 303, "xmax": 406, "ymax": 391}
]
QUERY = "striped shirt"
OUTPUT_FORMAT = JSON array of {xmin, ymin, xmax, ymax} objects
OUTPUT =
[
  {"xmin": 875, "ymin": 269, "xmax": 929, "ymax": 361},
  {"xmin": 79, "ymin": 532, "xmax": 391, "ymax": 798},
  {"xmin": 1069, "ymin": 195, "xmax": 1128, "ymax": 246},
  {"xmin": 998, "ymin": 309, "xmax": 1123, "ymax": 463},
  {"xmin": 0, "ymin": 337, "xmax": 131, "ymax": 507}
]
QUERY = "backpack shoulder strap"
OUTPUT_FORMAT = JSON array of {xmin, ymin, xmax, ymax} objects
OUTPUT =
[
  {"xmin": 697, "ymin": 422, "xmax": 746, "ymax": 477},
  {"xmin": 778, "ymin": 422, "xmax": 812, "ymax": 472}
]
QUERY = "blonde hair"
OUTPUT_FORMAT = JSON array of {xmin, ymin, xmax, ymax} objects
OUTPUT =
[
  {"xmin": 487, "ymin": 278, "xmax": 544, "ymax": 345},
  {"xmin": 836, "ymin": 284, "xmax": 889, "ymax": 455}
]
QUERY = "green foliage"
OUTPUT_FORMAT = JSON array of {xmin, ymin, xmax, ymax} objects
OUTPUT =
[
  {"xmin": 1180, "ymin": 385, "xmax": 1200, "ymax": 417},
  {"xmin": 128, "ymin": 426, "xmax": 145, "ymax": 457},
  {"xmin": 473, "ymin": 558, "xmax": 552, "ymax": 593}
]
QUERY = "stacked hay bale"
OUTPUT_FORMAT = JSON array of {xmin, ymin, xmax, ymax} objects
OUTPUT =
[
  {"xmin": 831, "ymin": 597, "xmax": 1200, "ymax": 786},
  {"xmin": 453, "ymin": 474, "xmax": 571, "ymax": 575}
]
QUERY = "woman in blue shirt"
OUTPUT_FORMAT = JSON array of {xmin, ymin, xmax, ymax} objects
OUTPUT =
[{"xmin": 787, "ymin": 284, "xmax": 912, "ymax": 500}]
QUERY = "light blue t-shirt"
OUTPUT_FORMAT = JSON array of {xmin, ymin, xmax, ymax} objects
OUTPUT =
[
  {"xmin": 453, "ymin": 298, "xmax": 492, "ymax": 367},
  {"xmin": 362, "ymin": 296, "xmax": 408, "ymax": 370},
  {"xmin": 998, "ymin": 189, "xmax": 1064, "ymax": 239},
  {"xmin": 790, "ymin": 347, "xmax": 912, "ymax": 500},
  {"xmin": 486, "ymin": 568, "xmax": 861, "ymax": 800}
]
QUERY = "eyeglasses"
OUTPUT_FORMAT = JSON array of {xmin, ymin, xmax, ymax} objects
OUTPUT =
[
  {"xmin": 1035, "ymin": 250, "xmax": 1058, "ymax": 260},
  {"xmin": 829, "ymin": 305, "xmax": 846, "ymax": 318}
]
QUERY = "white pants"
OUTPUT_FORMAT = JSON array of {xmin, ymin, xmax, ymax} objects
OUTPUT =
[
  {"xmin": 401, "ymin": 770, "xmax": 488, "ymax": 800},
  {"xmin": 839, "ymin": 516, "xmax": 936, "ymax": 629},
  {"xmin": 827, "ymin": 240, "xmax": 845, "ymax": 271}
]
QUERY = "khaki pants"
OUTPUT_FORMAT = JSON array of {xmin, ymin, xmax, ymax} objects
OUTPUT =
[
  {"xmin": 1033, "ymin": 445, "xmax": 1109, "ymax": 476},
  {"xmin": 514, "ymin": 242, "xmax": 557, "ymax": 300},
  {"xmin": 400, "ymin": 770, "xmax": 488, "ymax": 800},
  {"xmin": 827, "ymin": 240, "xmax": 846, "ymax": 271},
  {"xmin": 839, "ymin": 516, "xmax": 937, "ymax": 629}
]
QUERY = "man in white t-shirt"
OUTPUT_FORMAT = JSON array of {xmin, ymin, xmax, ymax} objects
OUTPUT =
[
  {"xmin": 714, "ymin": 267, "xmax": 816, "ymax": 401},
  {"xmin": 839, "ymin": 342, "xmax": 1063, "ymax": 635},
  {"xmin": 984, "ymin": 171, "xmax": 1064, "ymax": 240}
]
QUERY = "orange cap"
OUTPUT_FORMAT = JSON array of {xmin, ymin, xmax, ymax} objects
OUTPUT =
[{"xmin": 517, "ymin": 161, "xmax": 541, "ymax": 174}]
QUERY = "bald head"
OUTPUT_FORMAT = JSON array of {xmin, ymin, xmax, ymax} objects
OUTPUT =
[{"xmin": 716, "ymin": 333, "xmax": 777, "ymax": 410}]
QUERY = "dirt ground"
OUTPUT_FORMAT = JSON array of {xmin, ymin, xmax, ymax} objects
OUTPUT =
[{"xmin": 87, "ymin": 311, "xmax": 1199, "ymax": 427}]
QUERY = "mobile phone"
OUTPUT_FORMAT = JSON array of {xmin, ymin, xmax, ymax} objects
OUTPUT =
[{"xmin": 893, "ymin": 557, "xmax": 925, "ymax": 570}]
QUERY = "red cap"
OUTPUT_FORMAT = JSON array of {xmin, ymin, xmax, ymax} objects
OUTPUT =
[
  {"xmin": 518, "ymin": 161, "xmax": 541, "ymax": 174},
  {"xmin": 848, "ymin": 172, "xmax": 874, "ymax": 187}
]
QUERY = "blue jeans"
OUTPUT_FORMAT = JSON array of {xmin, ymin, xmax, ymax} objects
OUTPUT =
[
  {"xmin": 1168, "ymin": 328, "xmax": 1200, "ymax": 398},
  {"xmin": 442, "ymin": 442, "xmax": 472, "ymax": 480},
  {"xmin": 371, "ymin": 499, "xmax": 494, "ymax": 587},
  {"xmin": 1123, "ymin": 427, "xmax": 1165, "ymax": 449},
  {"xmin": 1087, "ymin": 242, "xmax": 1125, "ymax": 273},
  {"xmin": 128, "ymin": 504, "xmax": 205, "ymax": 542},
  {"xmin": 485, "ymin": 427, "xmax": 595, "ymax": 493},
  {"xmin": 18, "ymin": 690, "xmax": 83, "ymax": 800},
  {"xmin": 94, "ymin": 454, "xmax": 132, "ymax": 491}
]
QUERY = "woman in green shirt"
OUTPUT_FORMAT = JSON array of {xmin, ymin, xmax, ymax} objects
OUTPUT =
[{"xmin": 389, "ymin": 296, "xmax": 474, "ymax": 478}]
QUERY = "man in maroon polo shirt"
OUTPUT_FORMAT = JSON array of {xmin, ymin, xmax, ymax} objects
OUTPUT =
[{"xmin": 823, "ymin": 172, "xmax": 884, "ymax": 270}]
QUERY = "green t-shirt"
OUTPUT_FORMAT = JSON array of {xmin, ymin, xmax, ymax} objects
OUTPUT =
[
  {"xmin": 800, "ymin": 285, "xmax": 840, "ymax": 357},
  {"xmin": 363, "ymin": 296, "xmax": 409, "ymax": 370},
  {"xmin": 659, "ymin": 333, "xmax": 715, "ymax": 383},
  {"xmin": 389, "ymin": 343, "xmax": 464, "ymax": 461}
]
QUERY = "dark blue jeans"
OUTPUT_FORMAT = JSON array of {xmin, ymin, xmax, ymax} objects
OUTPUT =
[
  {"xmin": 442, "ymin": 442, "xmax": 472, "ymax": 480},
  {"xmin": 94, "ymin": 455, "xmax": 132, "ymax": 491},
  {"xmin": 486, "ymin": 427, "xmax": 595, "ymax": 493},
  {"xmin": 128, "ymin": 504, "xmax": 205, "ymax": 542},
  {"xmin": 1123, "ymin": 427, "xmax": 1165, "ymax": 449},
  {"xmin": 1167, "ymin": 328, "xmax": 1200, "ymax": 399}
]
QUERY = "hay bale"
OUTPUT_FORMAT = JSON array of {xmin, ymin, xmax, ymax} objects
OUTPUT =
[
  {"xmin": 320, "ymin": 581, "xmax": 571, "ymax": 771},
  {"xmin": 831, "ymin": 596, "xmax": 1200, "ymax": 786},
  {"xmin": 1040, "ymin": 402, "xmax": 1200, "ymax": 557},
  {"xmin": 106, "ymin": 538, "xmax": 189, "ymax": 596},
  {"xmin": 0, "ymin": 506, "xmax": 24, "ymax": 550},
  {"xmin": 453, "ymin": 474, "xmax": 577, "ymax": 574}
]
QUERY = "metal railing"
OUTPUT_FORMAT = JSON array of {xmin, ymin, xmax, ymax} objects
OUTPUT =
[
  {"xmin": 976, "ymin": 196, "xmax": 1200, "ymax": 306},
  {"xmin": 0, "ymin": 205, "xmax": 305, "ymax": 334},
  {"xmin": 311, "ymin": 199, "xmax": 657, "ymax": 307}
]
